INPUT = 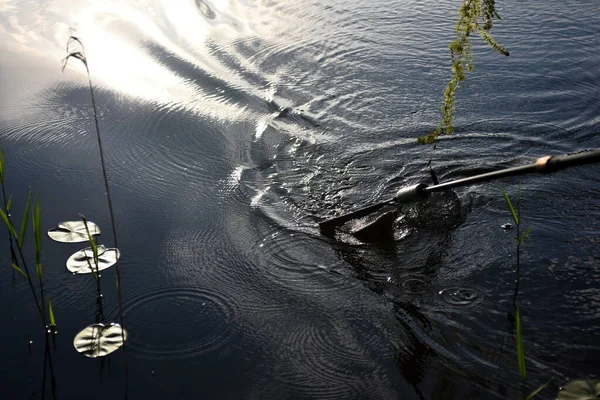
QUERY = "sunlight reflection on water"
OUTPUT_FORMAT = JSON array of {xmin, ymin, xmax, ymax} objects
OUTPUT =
[{"xmin": 1, "ymin": 0, "xmax": 599, "ymax": 399}]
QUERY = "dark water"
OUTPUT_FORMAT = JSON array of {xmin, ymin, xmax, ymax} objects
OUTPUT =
[{"xmin": 1, "ymin": 0, "xmax": 599, "ymax": 398}]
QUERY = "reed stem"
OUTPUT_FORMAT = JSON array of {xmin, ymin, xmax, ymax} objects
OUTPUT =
[{"xmin": 64, "ymin": 36, "xmax": 128, "ymax": 398}]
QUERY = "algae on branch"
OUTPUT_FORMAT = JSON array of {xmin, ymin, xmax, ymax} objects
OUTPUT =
[{"xmin": 420, "ymin": 0, "xmax": 509, "ymax": 144}]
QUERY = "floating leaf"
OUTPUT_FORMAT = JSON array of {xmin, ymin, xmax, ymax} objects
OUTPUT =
[
  {"xmin": 66, "ymin": 245, "xmax": 120, "ymax": 274},
  {"xmin": 73, "ymin": 323, "xmax": 127, "ymax": 358},
  {"xmin": 47, "ymin": 221, "xmax": 100, "ymax": 243},
  {"xmin": 557, "ymin": 379, "xmax": 600, "ymax": 400}
]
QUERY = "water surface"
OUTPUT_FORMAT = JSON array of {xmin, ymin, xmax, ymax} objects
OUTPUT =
[{"xmin": 1, "ymin": 0, "xmax": 599, "ymax": 398}]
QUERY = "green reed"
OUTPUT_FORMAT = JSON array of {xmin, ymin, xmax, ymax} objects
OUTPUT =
[
  {"xmin": 0, "ymin": 151, "xmax": 54, "ymax": 330},
  {"xmin": 502, "ymin": 184, "xmax": 529, "ymax": 381},
  {"xmin": 81, "ymin": 215, "xmax": 105, "ymax": 322},
  {"xmin": 502, "ymin": 185, "xmax": 554, "ymax": 400},
  {"xmin": 1, "ymin": 149, "xmax": 58, "ymax": 399},
  {"xmin": 63, "ymin": 35, "xmax": 129, "ymax": 396},
  {"xmin": 501, "ymin": 188, "xmax": 595, "ymax": 398},
  {"xmin": 62, "ymin": 35, "xmax": 124, "ymax": 331},
  {"xmin": 0, "ymin": 148, "xmax": 19, "ymax": 277}
]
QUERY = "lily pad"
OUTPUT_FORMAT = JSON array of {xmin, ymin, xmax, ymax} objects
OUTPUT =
[
  {"xmin": 48, "ymin": 221, "xmax": 100, "ymax": 243},
  {"xmin": 73, "ymin": 323, "xmax": 127, "ymax": 358},
  {"xmin": 557, "ymin": 379, "xmax": 600, "ymax": 400},
  {"xmin": 66, "ymin": 245, "xmax": 120, "ymax": 274}
]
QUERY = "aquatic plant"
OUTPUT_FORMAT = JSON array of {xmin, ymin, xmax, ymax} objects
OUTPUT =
[
  {"xmin": 48, "ymin": 220, "xmax": 100, "ymax": 243},
  {"xmin": 501, "ymin": 181, "xmax": 600, "ymax": 399},
  {"xmin": 0, "ymin": 150, "xmax": 54, "ymax": 331},
  {"xmin": 66, "ymin": 245, "xmax": 120, "ymax": 274},
  {"xmin": 75, "ymin": 217, "xmax": 126, "ymax": 358},
  {"xmin": 73, "ymin": 323, "xmax": 128, "ymax": 358},
  {"xmin": 557, "ymin": 379, "xmax": 600, "ymax": 399},
  {"xmin": 0, "ymin": 149, "xmax": 18, "ymax": 277},
  {"xmin": 45, "ymin": 216, "xmax": 126, "ymax": 358},
  {"xmin": 501, "ymin": 185, "xmax": 530, "ymax": 295},
  {"xmin": 62, "ymin": 35, "xmax": 129, "ymax": 394},
  {"xmin": 419, "ymin": 0, "xmax": 509, "ymax": 144},
  {"xmin": 501, "ymin": 185, "xmax": 530, "ymax": 381},
  {"xmin": 62, "ymin": 34, "xmax": 126, "ymax": 336},
  {"xmin": 0, "ymin": 149, "xmax": 58, "ymax": 397},
  {"xmin": 502, "ymin": 187, "xmax": 555, "ymax": 400}
]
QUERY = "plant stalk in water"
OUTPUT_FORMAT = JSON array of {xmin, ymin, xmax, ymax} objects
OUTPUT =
[
  {"xmin": 81, "ymin": 215, "xmax": 105, "ymax": 322},
  {"xmin": 502, "ymin": 184, "xmax": 530, "ymax": 381},
  {"xmin": 0, "ymin": 149, "xmax": 19, "ymax": 279},
  {"xmin": 0, "ymin": 151, "xmax": 58, "ymax": 398},
  {"xmin": 0, "ymin": 184, "xmax": 45, "ymax": 326},
  {"xmin": 63, "ymin": 35, "xmax": 128, "ymax": 396}
]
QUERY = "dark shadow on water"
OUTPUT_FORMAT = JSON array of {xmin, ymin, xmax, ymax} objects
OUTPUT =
[{"xmin": 324, "ymin": 190, "xmax": 514, "ymax": 398}]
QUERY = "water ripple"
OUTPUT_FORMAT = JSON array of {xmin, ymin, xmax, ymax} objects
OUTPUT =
[
  {"xmin": 107, "ymin": 286, "xmax": 241, "ymax": 360},
  {"xmin": 438, "ymin": 287, "xmax": 482, "ymax": 307}
]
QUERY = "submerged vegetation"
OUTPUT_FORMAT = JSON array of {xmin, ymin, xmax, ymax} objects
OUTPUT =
[{"xmin": 419, "ymin": 0, "xmax": 509, "ymax": 144}]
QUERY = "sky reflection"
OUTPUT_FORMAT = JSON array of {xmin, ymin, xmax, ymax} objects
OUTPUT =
[{"xmin": 0, "ymin": 0, "xmax": 311, "ymax": 122}]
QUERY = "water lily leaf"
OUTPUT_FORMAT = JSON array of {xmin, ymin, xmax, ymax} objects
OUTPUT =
[
  {"xmin": 557, "ymin": 379, "xmax": 600, "ymax": 400},
  {"xmin": 66, "ymin": 245, "xmax": 120, "ymax": 274},
  {"xmin": 73, "ymin": 323, "xmax": 127, "ymax": 358},
  {"xmin": 47, "ymin": 221, "xmax": 100, "ymax": 243}
]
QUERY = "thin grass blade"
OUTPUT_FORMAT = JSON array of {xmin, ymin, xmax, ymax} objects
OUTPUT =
[
  {"xmin": 518, "ymin": 227, "xmax": 532, "ymax": 246},
  {"xmin": 12, "ymin": 263, "xmax": 29, "ymax": 280},
  {"xmin": 518, "ymin": 182, "xmax": 522, "ymax": 218},
  {"xmin": 526, "ymin": 379, "xmax": 551, "ymax": 400},
  {"xmin": 6, "ymin": 194, "xmax": 12, "ymax": 212},
  {"xmin": 18, "ymin": 190, "xmax": 32, "ymax": 248},
  {"xmin": 48, "ymin": 301, "xmax": 56, "ymax": 327},
  {"xmin": 0, "ymin": 208, "xmax": 18, "ymax": 239},
  {"xmin": 501, "ymin": 188, "xmax": 519, "ymax": 225},
  {"xmin": 36, "ymin": 263, "xmax": 43, "ymax": 283},
  {"xmin": 81, "ymin": 216, "xmax": 98, "ymax": 260},
  {"xmin": 33, "ymin": 195, "xmax": 42, "ymax": 265},
  {"xmin": 515, "ymin": 305, "xmax": 527, "ymax": 380},
  {"xmin": 84, "ymin": 255, "xmax": 99, "ymax": 280}
]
